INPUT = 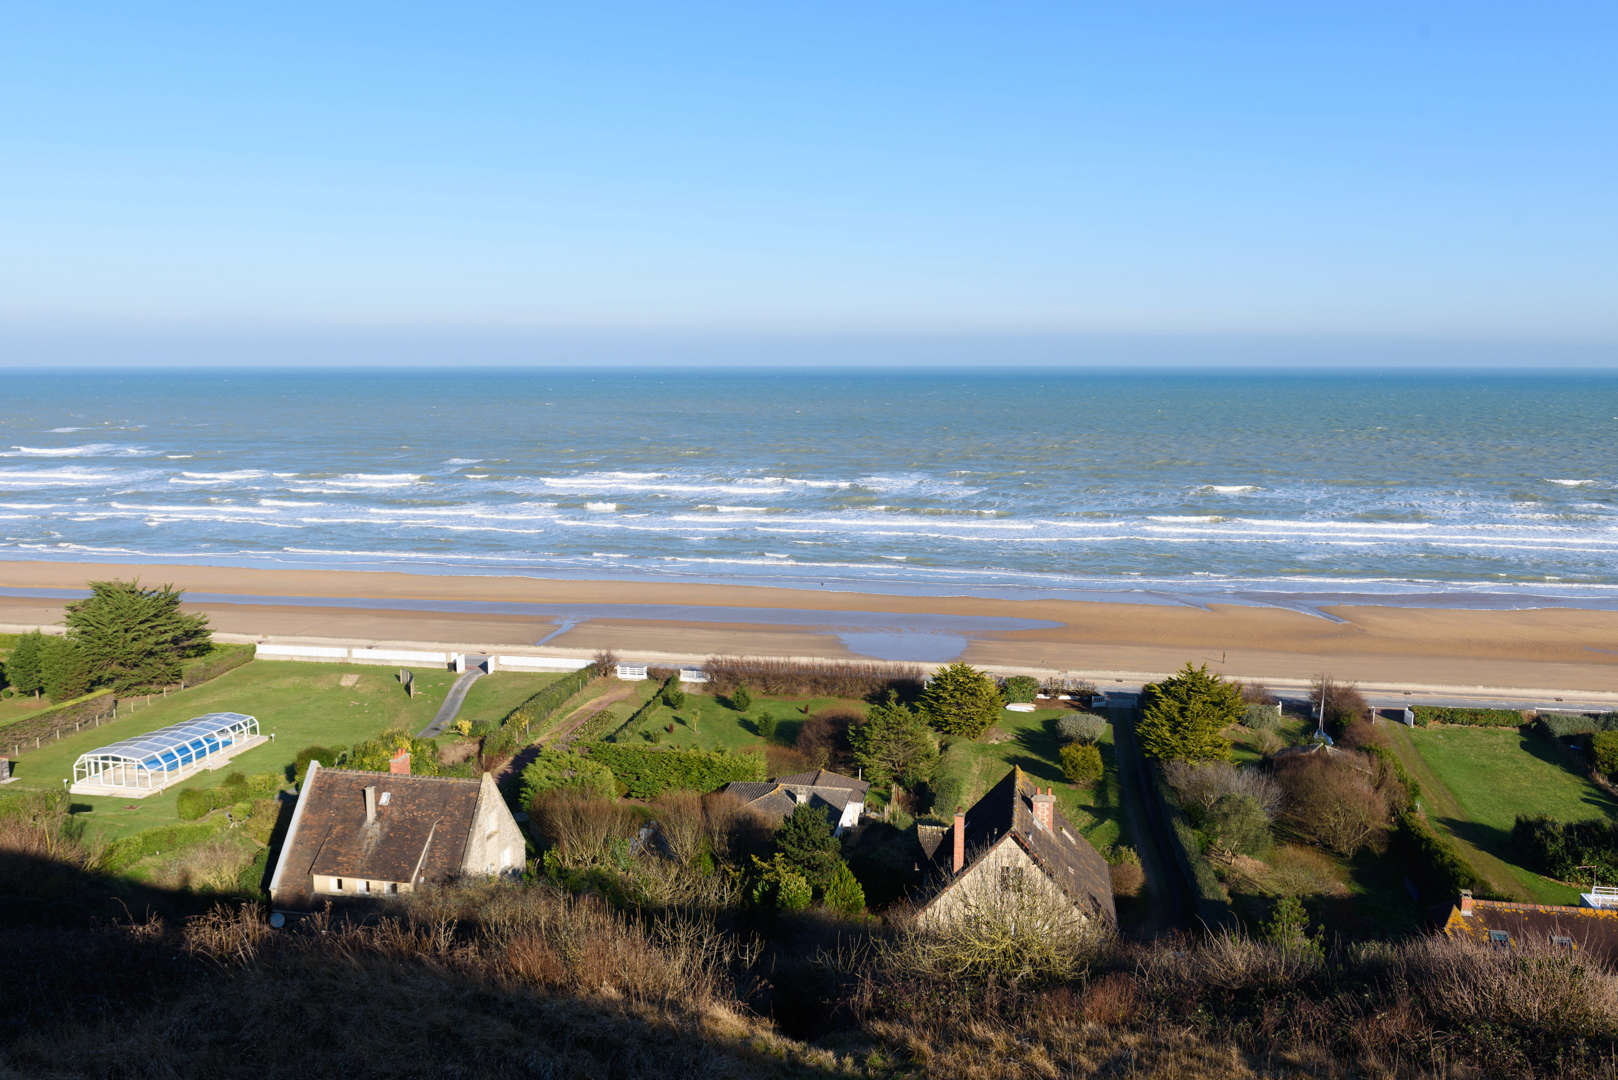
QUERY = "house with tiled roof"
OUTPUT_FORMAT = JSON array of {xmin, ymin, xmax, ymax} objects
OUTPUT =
[
  {"xmin": 1443, "ymin": 889, "xmax": 1618, "ymax": 963},
  {"xmin": 913, "ymin": 768, "xmax": 1115, "ymax": 932},
  {"xmin": 269, "ymin": 752, "xmax": 523, "ymax": 909},
  {"xmin": 723, "ymin": 768, "xmax": 870, "ymax": 835}
]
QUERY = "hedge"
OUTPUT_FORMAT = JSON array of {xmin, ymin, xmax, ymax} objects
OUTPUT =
[
  {"xmin": 0, "ymin": 690, "xmax": 117, "ymax": 751},
  {"xmin": 601, "ymin": 675, "xmax": 676, "ymax": 743},
  {"xmin": 1511, "ymin": 814, "xmax": 1618, "ymax": 882},
  {"xmin": 1151, "ymin": 762, "xmax": 1233, "ymax": 927},
  {"xmin": 179, "ymin": 642, "xmax": 256, "ymax": 686},
  {"xmin": 586, "ymin": 745, "xmax": 765, "ymax": 798},
  {"xmin": 519, "ymin": 748, "xmax": 618, "ymax": 806},
  {"xmin": 483, "ymin": 666, "xmax": 594, "ymax": 755},
  {"xmin": 1390, "ymin": 810, "xmax": 1491, "ymax": 901},
  {"xmin": 1539, "ymin": 711, "xmax": 1618, "ymax": 738},
  {"xmin": 177, "ymin": 772, "xmax": 282, "ymax": 820},
  {"xmin": 101, "ymin": 821, "xmax": 225, "ymax": 873},
  {"xmin": 1411, "ymin": 706, "xmax": 1525, "ymax": 728}
]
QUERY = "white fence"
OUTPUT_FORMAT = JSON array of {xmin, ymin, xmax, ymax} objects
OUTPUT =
[
  {"xmin": 495, "ymin": 655, "xmax": 590, "ymax": 672},
  {"xmin": 255, "ymin": 643, "xmax": 351, "ymax": 661},
  {"xmin": 351, "ymin": 647, "xmax": 453, "ymax": 666},
  {"xmin": 616, "ymin": 663, "xmax": 648, "ymax": 680}
]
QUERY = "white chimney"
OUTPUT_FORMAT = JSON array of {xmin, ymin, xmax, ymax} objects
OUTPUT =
[{"xmin": 364, "ymin": 784, "xmax": 377, "ymax": 826}]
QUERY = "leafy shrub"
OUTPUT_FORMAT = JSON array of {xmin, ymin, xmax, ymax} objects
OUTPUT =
[
  {"xmin": 1512, "ymin": 814, "xmax": 1618, "ymax": 881},
  {"xmin": 754, "ymin": 713, "xmax": 778, "ymax": 740},
  {"xmin": 748, "ymin": 853, "xmax": 812, "ymax": 910},
  {"xmin": 1537, "ymin": 711, "xmax": 1618, "ymax": 738},
  {"xmin": 729, "ymin": 686, "xmax": 752, "ymax": 711},
  {"xmin": 1390, "ymin": 809, "xmax": 1488, "ymax": 900},
  {"xmin": 1310, "ymin": 677, "xmax": 1369, "ymax": 733},
  {"xmin": 1055, "ymin": 712, "xmax": 1106, "ymax": 744},
  {"xmin": 177, "ymin": 788, "xmax": 213, "ymax": 821},
  {"xmin": 796, "ymin": 708, "xmax": 857, "ymax": 769},
  {"xmin": 1593, "ymin": 731, "xmax": 1618, "ymax": 776},
  {"xmin": 345, "ymin": 730, "xmax": 443, "ymax": 776},
  {"xmin": 587, "ymin": 745, "xmax": 765, "ymax": 798},
  {"xmin": 1412, "ymin": 705, "xmax": 1525, "ymax": 728},
  {"xmin": 1060, "ymin": 742, "xmax": 1103, "ymax": 786},
  {"xmin": 1108, "ymin": 847, "xmax": 1144, "ymax": 897},
  {"xmin": 1202, "ymin": 793, "xmax": 1271, "ymax": 858},
  {"xmin": 292, "ymin": 745, "xmax": 339, "ymax": 784},
  {"xmin": 1242, "ymin": 702, "xmax": 1281, "ymax": 731},
  {"xmin": 822, "ymin": 861, "xmax": 867, "ymax": 915},
  {"xmin": 919, "ymin": 662, "xmax": 1003, "ymax": 739},
  {"xmin": 661, "ymin": 680, "xmax": 686, "ymax": 710},
  {"xmin": 177, "ymin": 774, "xmax": 282, "ymax": 820},
  {"xmin": 1162, "ymin": 760, "xmax": 1282, "ymax": 819},
  {"xmin": 1139, "ymin": 663, "xmax": 1239, "ymax": 762},
  {"xmin": 520, "ymin": 748, "xmax": 619, "ymax": 808},
  {"xmin": 1001, "ymin": 675, "xmax": 1039, "ymax": 703}
]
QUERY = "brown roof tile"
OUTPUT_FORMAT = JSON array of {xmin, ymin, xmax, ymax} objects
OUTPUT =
[
  {"xmin": 1445, "ymin": 898, "xmax": 1618, "ymax": 963},
  {"xmin": 272, "ymin": 766, "xmax": 484, "ymax": 906}
]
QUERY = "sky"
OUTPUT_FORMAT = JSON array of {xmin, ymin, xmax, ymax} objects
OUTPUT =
[{"xmin": 2, "ymin": 2, "xmax": 1615, "ymax": 366}]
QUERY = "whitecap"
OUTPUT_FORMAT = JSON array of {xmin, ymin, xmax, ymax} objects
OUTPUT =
[
  {"xmin": 1194, "ymin": 484, "xmax": 1261, "ymax": 495},
  {"xmin": 585, "ymin": 502, "xmax": 618, "ymax": 512}
]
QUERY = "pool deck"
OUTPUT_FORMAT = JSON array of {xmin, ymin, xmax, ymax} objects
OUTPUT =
[{"xmin": 69, "ymin": 734, "xmax": 270, "ymax": 798}]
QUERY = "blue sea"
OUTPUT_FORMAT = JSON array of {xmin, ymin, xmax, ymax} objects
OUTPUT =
[{"xmin": 2, "ymin": 368, "xmax": 1616, "ymax": 613}]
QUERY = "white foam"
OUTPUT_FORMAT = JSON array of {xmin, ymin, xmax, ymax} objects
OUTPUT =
[
  {"xmin": 1546, "ymin": 478, "xmax": 1598, "ymax": 487},
  {"xmin": 0, "ymin": 466, "xmax": 129, "ymax": 487},
  {"xmin": 3, "ymin": 443, "xmax": 146, "ymax": 458},
  {"xmin": 585, "ymin": 502, "xmax": 618, "ymax": 512},
  {"xmin": 1195, "ymin": 484, "xmax": 1261, "ymax": 495}
]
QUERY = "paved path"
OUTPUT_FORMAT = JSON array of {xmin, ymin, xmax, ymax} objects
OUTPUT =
[{"xmin": 418, "ymin": 660, "xmax": 486, "ymax": 737}]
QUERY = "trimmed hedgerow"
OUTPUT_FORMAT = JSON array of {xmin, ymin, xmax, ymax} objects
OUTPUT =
[
  {"xmin": 586, "ymin": 745, "xmax": 765, "ymax": 798},
  {"xmin": 1392, "ymin": 809, "xmax": 1491, "ymax": 900},
  {"xmin": 483, "ymin": 666, "xmax": 594, "ymax": 756},
  {"xmin": 1411, "ymin": 706, "xmax": 1525, "ymax": 728},
  {"xmin": 178, "ymin": 643, "xmax": 256, "ymax": 686},
  {"xmin": 1512, "ymin": 814, "xmax": 1618, "ymax": 882},
  {"xmin": 1539, "ymin": 711, "xmax": 1618, "ymax": 738},
  {"xmin": 101, "ymin": 821, "xmax": 225, "ymax": 873}
]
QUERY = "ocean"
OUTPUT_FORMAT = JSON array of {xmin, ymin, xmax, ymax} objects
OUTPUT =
[{"xmin": 2, "ymin": 367, "xmax": 1616, "ymax": 613}]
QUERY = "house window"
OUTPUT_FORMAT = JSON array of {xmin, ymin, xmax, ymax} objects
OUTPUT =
[
  {"xmin": 356, "ymin": 879, "xmax": 370, "ymax": 894},
  {"xmin": 1488, "ymin": 930, "xmax": 1510, "ymax": 948},
  {"xmin": 387, "ymin": 883, "xmax": 399, "ymax": 895},
  {"xmin": 333, "ymin": 878, "xmax": 343, "ymax": 892}
]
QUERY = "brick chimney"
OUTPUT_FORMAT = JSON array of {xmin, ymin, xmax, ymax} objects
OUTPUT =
[
  {"xmin": 364, "ymin": 784, "xmax": 377, "ymax": 826},
  {"xmin": 1031, "ymin": 787, "xmax": 1055, "ymax": 832},
  {"xmin": 951, "ymin": 810, "xmax": 966, "ymax": 874},
  {"xmin": 1459, "ymin": 889, "xmax": 1474, "ymax": 917},
  {"xmin": 389, "ymin": 747, "xmax": 411, "ymax": 775}
]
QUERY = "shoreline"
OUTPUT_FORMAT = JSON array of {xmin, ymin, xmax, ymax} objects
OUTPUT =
[{"xmin": 2, "ymin": 559, "xmax": 1618, "ymax": 696}]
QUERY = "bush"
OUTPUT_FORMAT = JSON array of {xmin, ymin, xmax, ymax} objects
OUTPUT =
[
  {"xmin": 749, "ymin": 853, "xmax": 812, "ymax": 910},
  {"xmin": 1001, "ymin": 675, "xmax": 1039, "ymax": 703},
  {"xmin": 177, "ymin": 774, "xmax": 282, "ymax": 821},
  {"xmin": 661, "ymin": 680, "xmax": 686, "ymax": 710},
  {"xmin": 1242, "ymin": 702, "xmax": 1281, "ymax": 732},
  {"xmin": 177, "ymin": 788, "xmax": 213, "ymax": 821},
  {"xmin": 1055, "ymin": 712, "xmax": 1106, "ymax": 745},
  {"xmin": 1310, "ymin": 676, "xmax": 1369, "ymax": 733},
  {"xmin": 1512, "ymin": 814, "xmax": 1618, "ymax": 882},
  {"xmin": 729, "ymin": 685, "xmax": 752, "ymax": 711},
  {"xmin": 101, "ymin": 821, "xmax": 224, "ymax": 873},
  {"xmin": 754, "ymin": 713, "xmax": 778, "ymax": 740},
  {"xmin": 1275, "ymin": 751, "xmax": 1392, "ymax": 857},
  {"xmin": 1060, "ymin": 742, "xmax": 1103, "ymax": 786},
  {"xmin": 1412, "ymin": 705, "xmax": 1525, "ymax": 729},
  {"xmin": 1391, "ymin": 809, "xmax": 1489, "ymax": 900},
  {"xmin": 1538, "ymin": 711, "xmax": 1618, "ymax": 738},
  {"xmin": 179, "ymin": 643, "xmax": 255, "ymax": 686},
  {"xmin": 1203, "ymin": 793, "xmax": 1271, "ymax": 858},
  {"xmin": 520, "ymin": 748, "xmax": 619, "ymax": 808},
  {"xmin": 1138, "ymin": 663, "xmax": 1239, "ymax": 762},
  {"xmin": 345, "ymin": 730, "xmax": 443, "ymax": 776},
  {"xmin": 292, "ymin": 745, "xmax": 339, "ymax": 784},
  {"xmin": 1162, "ymin": 760, "xmax": 1283, "ymax": 819},
  {"xmin": 822, "ymin": 860, "xmax": 866, "ymax": 915},
  {"xmin": 796, "ymin": 708, "xmax": 857, "ymax": 769},
  {"xmin": 587, "ymin": 745, "xmax": 766, "ymax": 798},
  {"xmin": 1593, "ymin": 731, "xmax": 1618, "ymax": 776}
]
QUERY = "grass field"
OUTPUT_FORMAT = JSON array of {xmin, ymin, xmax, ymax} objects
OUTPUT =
[
  {"xmin": 5, "ymin": 662, "xmax": 561, "ymax": 841},
  {"xmin": 0, "ymin": 694, "xmax": 48, "ymax": 729},
  {"xmin": 933, "ymin": 706, "xmax": 1125, "ymax": 854},
  {"xmin": 614, "ymin": 687, "xmax": 863, "ymax": 752},
  {"xmin": 1387, "ymin": 723, "xmax": 1618, "ymax": 904},
  {"xmin": 457, "ymin": 670, "xmax": 572, "ymax": 731}
]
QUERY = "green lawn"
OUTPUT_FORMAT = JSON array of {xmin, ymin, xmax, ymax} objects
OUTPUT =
[
  {"xmin": 611, "ymin": 687, "xmax": 864, "ymax": 752},
  {"xmin": 0, "ymin": 693, "xmax": 51, "ymax": 729},
  {"xmin": 1393, "ymin": 724, "xmax": 1618, "ymax": 904},
  {"xmin": 932, "ymin": 707, "xmax": 1125, "ymax": 854},
  {"xmin": 7, "ymin": 660, "xmax": 463, "ymax": 840}
]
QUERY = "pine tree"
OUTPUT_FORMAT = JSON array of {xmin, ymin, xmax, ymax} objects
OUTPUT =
[
  {"xmin": 918, "ymin": 661, "xmax": 1003, "ymax": 739},
  {"xmin": 1137, "ymin": 662, "xmax": 1239, "ymax": 762},
  {"xmin": 40, "ymin": 636, "xmax": 94, "ymax": 701},
  {"xmin": 6, "ymin": 630, "xmax": 46, "ymax": 698},
  {"xmin": 773, "ymin": 803, "xmax": 843, "ymax": 891},
  {"xmin": 849, "ymin": 691, "xmax": 938, "ymax": 789},
  {"xmin": 65, "ymin": 579, "xmax": 212, "ymax": 691}
]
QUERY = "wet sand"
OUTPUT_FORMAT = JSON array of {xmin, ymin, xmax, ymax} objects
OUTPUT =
[{"xmin": 2, "ymin": 560, "xmax": 1617, "ymax": 694}]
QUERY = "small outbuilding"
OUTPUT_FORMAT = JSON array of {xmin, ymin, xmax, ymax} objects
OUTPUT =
[{"xmin": 70, "ymin": 712, "xmax": 264, "ymax": 797}]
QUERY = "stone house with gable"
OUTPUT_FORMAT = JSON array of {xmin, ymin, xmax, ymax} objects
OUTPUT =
[
  {"xmin": 269, "ymin": 749, "xmax": 523, "ymax": 908},
  {"xmin": 914, "ymin": 768, "xmax": 1115, "ymax": 931}
]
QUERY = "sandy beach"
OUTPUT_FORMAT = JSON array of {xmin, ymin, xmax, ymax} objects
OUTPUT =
[{"xmin": 3, "ymin": 559, "xmax": 1617, "ymax": 697}]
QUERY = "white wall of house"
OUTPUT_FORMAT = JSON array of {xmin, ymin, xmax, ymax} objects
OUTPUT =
[
  {"xmin": 462, "ymin": 773, "xmax": 525, "ymax": 876},
  {"xmin": 917, "ymin": 835, "xmax": 1087, "ymax": 932}
]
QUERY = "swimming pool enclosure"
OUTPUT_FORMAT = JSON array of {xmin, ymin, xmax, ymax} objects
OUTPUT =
[{"xmin": 72, "ymin": 712, "xmax": 260, "ymax": 791}]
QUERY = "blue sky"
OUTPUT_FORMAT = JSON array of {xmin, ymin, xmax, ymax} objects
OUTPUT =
[{"xmin": 2, "ymin": 2, "xmax": 1615, "ymax": 364}]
